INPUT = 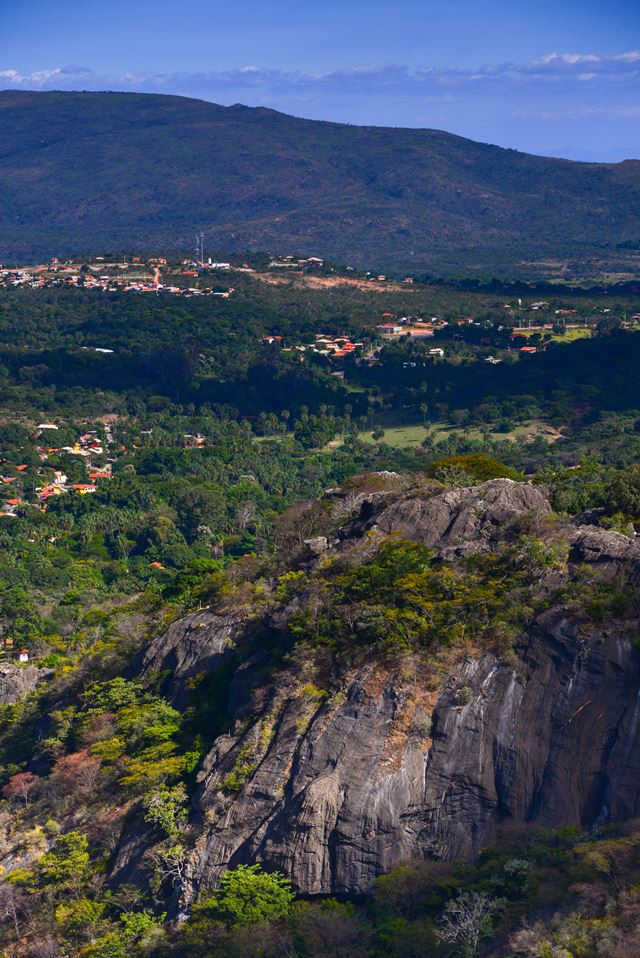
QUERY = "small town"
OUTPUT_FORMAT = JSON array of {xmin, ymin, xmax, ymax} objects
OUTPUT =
[
  {"xmin": 0, "ymin": 422, "xmax": 209, "ymax": 519},
  {"xmin": 0, "ymin": 423, "xmax": 115, "ymax": 518},
  {"xmin": 0, "ymin": 255, "xmax": 235, "ymax": 297}
]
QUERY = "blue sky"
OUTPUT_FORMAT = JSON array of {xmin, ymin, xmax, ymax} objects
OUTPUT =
[{"xmin": 2, "ymin": 0, "xmax": 639, "ymax": 159}]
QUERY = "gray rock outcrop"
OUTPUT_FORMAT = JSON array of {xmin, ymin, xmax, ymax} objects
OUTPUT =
[
  {"xmin": 139, "ymin": 481, "xmax": 640, "ymax": 906},
  {"xmin": 368, "ymin": 478, "xmax": 552, "ymax": 557},
  {"xmin": 141, "ymin": 609, "xmax": 242, "ymax": 707},
  {"xmin": 180, "ymin": 611, "xmax": 640, "ymax": 900},
  {"xmin": 0, "ymin": 663, "xmax": 50, "ymax": 705}
]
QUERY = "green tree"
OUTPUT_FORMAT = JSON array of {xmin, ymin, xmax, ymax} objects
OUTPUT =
[
  {"xmin": 604, "ymin": 464, "xmax": 640, "ymax": 518},
  {"xmin": 83, "ymin": 677, "xmax": 142, "ymax": 711},
  {"xmin": 143, "ymin": 783, "xmax": 188, "ymax": 837},
  {"xmin": 201, "ymin": 864, "xmax": 295, "ymax": 926},
  {"xmin": 116, "ymin": 699, "xmax": 182, "ymax": 749},
  {"xmin": 120, "ymin": 742, "xmax": 186, "ymax": 792},
  {"xmin": 40, "ymin": 831, "xmax": 91, "ymax": 889},
  {"xmin": 55, "ymin": 897, "xmax": 107, "ymax": 944},
  {"xmin": 82, "ymin": 909, "xmax": 165, "ymax": 958}
]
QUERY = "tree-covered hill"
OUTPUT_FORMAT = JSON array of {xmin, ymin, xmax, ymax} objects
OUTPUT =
[{"xmin": 1, "ymin": 90, "xmax": 640, "ymax": 275}]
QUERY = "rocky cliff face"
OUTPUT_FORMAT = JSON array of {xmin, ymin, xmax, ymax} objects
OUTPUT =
[
  {"xmin": 139, "ymin": 480, "xmax": 640, "ymax": 906},
  {"xmin": 141, "ymin": 608, "xmax": 242, "ymax": 708},
  {"xmin": 349, "ymin": 476, "xmax": 550, "ymax": 558},
  {"xmin": 0, "ymin": 663, "xmax": 50, "ymax": 706}
]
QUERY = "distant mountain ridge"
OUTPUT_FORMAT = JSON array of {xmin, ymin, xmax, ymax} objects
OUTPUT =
[{"xmin": 1, "ymin": 89, "xmax": 640, "ymax": 275}]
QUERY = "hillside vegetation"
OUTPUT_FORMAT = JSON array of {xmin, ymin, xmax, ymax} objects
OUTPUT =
[
  {"xmin": 1, "ymin": 91, "xmax": 640, "ymax": 275},
  {"xmin": 1, "ymin": 473, "xmax": 640, "ymax": 958},
  {"xmin": 0, "ymin": 268, "xmax": 639, "ymax": 954}
]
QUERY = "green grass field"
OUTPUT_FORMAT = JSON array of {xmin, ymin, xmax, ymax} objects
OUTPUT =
[
  {"xmin": 356, "ymin": 417, "xmax": 563, "ymax": 449},
  {"xmin": 254, "ymin": 414, "xmax": 563, "ymax": 452},
  {"xmin": 359, "ymin": 424, "xmax": 428, "ymax": 446},
  {"xmin": 515, "ymin": 327, "xmax": 591, "ymax": 343}
]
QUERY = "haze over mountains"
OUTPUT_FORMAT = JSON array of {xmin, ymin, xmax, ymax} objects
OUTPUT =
[{"xmin": 1, "ymin": 89, "xmax": 640, "ymax": 276}]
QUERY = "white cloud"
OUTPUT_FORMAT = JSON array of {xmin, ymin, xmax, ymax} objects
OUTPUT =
[
  {"xmin": 512, "ymin": 105, "xmax": 640, "ymax": 121},
  {"xmin": 1, "ymin": 50, "xmax": 639, "ymax": 98},
  {"xmin": 534, "ymin": 50, "xmax": 640, "ymax": 66}
]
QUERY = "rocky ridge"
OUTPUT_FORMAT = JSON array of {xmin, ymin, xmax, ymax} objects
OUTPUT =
[{"xmin": 139, "ymin": 479, "xmax": 640, "ymax": 905}]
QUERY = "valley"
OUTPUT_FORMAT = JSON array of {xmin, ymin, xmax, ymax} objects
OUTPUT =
[{"xmin": 0, "ymin": 249, "xmax": 639, "ymax": 955}]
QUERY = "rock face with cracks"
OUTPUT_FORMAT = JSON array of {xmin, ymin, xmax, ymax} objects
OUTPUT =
[
  {"xmin": 141, "ymin": 608, "xmax": 241, "ymax": 708},
  {"xmin": 0, "ymin": 663, "xmax": 50, "ymax": 705},
  {"xmin": 138, "ymin": 480, "xmax": 640, "ymax": 904},
  {"xmin": 347, "ymin": 477, "xmax": 551, "ymax": 558}
]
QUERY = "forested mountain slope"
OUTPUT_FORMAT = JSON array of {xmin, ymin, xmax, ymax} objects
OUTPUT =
[{"xmin": 1, "ymin": 90, "xmax": 640, "ymax": 274}]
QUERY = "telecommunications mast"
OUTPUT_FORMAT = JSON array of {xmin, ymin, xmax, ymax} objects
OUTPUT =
[{"xmin": 195, "ymin": 232, "xmax": 204, "ymax": 264}]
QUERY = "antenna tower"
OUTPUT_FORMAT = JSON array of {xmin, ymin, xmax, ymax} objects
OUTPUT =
[{"xmin": 195, "ymin": 232, "xmax": 205, "ymax": 264}]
